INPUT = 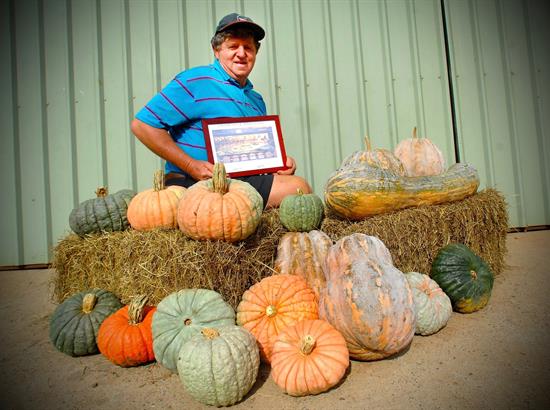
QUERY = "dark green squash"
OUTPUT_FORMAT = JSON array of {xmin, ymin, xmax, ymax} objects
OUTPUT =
[
  {"xmin": 49, "ymin": 289, "xmax": 123, "ymax": 356},
  {"xmin": 430, "ymin": 243, "xmax": 494, "ymax": 313},
  {"xmin": 69, "ymin": 187, "xmax": 136, "ymax": 236},
  {"xmin": 279, "ymin": 189, "xmax": 324, "ymax": 232}
]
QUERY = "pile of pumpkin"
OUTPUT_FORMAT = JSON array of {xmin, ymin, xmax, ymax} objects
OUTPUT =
[{"xmin": 52, "ymin": 127, "xmax": 494, "ymax": 405}]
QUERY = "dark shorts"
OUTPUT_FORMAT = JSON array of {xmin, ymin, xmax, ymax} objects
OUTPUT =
[{"xmin": 165, "ymin": 172, "xmax": 274, "ymax": 209}]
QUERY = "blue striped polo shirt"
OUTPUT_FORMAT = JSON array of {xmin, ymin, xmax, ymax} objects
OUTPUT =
[{"xmin": 135, "ymin": 59, "xmax": 267, "ymax": 174}]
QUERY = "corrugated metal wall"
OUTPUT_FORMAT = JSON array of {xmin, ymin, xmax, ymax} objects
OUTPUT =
[{"xmin": 1, "ymin": 0, "xmax": 548, "ymax": 267}]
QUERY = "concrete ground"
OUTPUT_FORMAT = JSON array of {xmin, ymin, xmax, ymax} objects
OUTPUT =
[{"xmin": 0, "ymin": 230, "xmax": 549, "ymax": 410}]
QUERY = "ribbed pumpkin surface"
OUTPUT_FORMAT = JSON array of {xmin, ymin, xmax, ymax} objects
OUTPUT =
[
  {"xmin": 127, "ymin": 170, "xmax": 186, "ymax": 230},
  {"xmin": 97, "ymin": 296, "xmax": 157, "ymax": 367},
  {"xmin": 177, "ymin": 326, "xmax": 260, "ymax": 407},
  {"xmin": 69, "ymin": 188, "xmax": 136, "ymax": 235},
  {"xmin": 404, "ymin": 271, "xmax": 452, "ymax": 335},
  {"xmin": 278, "ymin": 190, "xmax": 324, "ymax": 232},
  {"xmin": 177, "ymin": 163, "xmax": 263, "ymax": 242},
  {"xmin": 394, "ymin": 127, "xmax": 446, "ymax": 176},
  {"xmin": 319, "ymin": 234, "xmax": 415, "ymax": 360},
  {"xmin": 324, "ymin": 162, "xmax": 479, "ymax": 220},
  {"xmin": 152, "ymin": 289, "xmax": 235, "ymax": 372},
  {"xmin": 274, "ymin": 230, "xmax": 332, "ymax": 300},
  {"xmin": 236, "ymin": 274, "xmax": 318, "ymax": 363},
  {"xmin": 271, "ymin": 319, "xmax": 349, "ymax": 396},
  {"xmin": 49, "ymin": 289, "xmax": 122, "ymax": 357},
  {"xmin": 431, "ymin": 243, "xmax": 494, "ymax": 313}
]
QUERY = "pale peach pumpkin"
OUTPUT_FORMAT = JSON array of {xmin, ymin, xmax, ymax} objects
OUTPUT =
[
  {"xmin": 319, "ymin": 233, "xmax": 415, "ymax": 361},
  {"xmin": 271, "ymin": 319, "xmax": 349, "ymax": 396},
  {"xmin": 127, "ymin": 170, "xmax": 186, "ymax": 230},
  {"xmin": 273, "ymin": 230, "xmax": 332, "ymax": 301},
  {"xmin": 394, "ymin": 127, "xmax": 446, "ymax": 176},
  {"xmin": 177, "ymin": 163, "xmax": 263, "ymax": 242},
  {"xmin": 236, "ymin": 274, "xmax": 318, "ymax": 363}
]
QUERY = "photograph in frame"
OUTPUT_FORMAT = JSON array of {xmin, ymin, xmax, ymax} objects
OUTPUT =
[{"xmin": 202, "ymin": 115, "xmax": 288, "ymax": 177}]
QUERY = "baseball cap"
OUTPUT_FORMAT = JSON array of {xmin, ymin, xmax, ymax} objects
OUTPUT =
[{"xmin": 214, "ymin": 13, "xmax": 265, "ymax": 41}]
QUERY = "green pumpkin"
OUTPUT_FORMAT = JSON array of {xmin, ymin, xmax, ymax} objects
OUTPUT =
[
  {"xmin": 177, "ymin": 326, "xmax": 260, "ymax": 407},
  {"xmin": 152, "ymin": 289, "xmax": 235, "ymax": 372},
  {"xmin": 279, "ymin": 189, "xmax": 324, "ymax": 232},
  {"xmin": 69, "ymin": 187, "xmax": 136, "ymax": 236},
  {"xmin": 430, "ymin": 243, "xmax": 494, "ymax": 313},
  {"xmin": 49, "ymin": 289, "xmax": 122, "ymax": 356}
]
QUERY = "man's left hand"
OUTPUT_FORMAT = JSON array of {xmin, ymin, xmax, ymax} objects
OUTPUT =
[{"xmin": 277, "ymin": 156, "xmax": 296, "ymax": 175}]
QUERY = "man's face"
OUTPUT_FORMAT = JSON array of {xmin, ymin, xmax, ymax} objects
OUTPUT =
[{"xmin": 214, "ymin": 35, "xmax": 257, "ymax": 86}]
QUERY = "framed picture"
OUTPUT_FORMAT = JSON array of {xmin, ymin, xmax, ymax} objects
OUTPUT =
[{"xmin": 202, "ymin": 115, "xmax": 288, "ymax": 177}]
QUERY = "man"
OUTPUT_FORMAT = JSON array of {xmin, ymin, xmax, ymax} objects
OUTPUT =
[{"xmin": 131, "ymin": 13, "xmax": 311, "ymax": 208}]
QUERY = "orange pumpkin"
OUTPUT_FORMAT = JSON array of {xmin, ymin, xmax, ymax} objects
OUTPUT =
[
  {"xmin": 236, "ymin": 274, "xmax": 318, "ymax": 363},
  {"xmin": 177, "ymin": 163, "xmax": 263, "ymax": 242},
  {"xmin": 97, "ymin": 295, "xmax": 156, "ymax": 367},
  {"xmin": 274, "ymin": 230, "xmax": 332, "ymax": 301},
  {"xmin": 394, "ymin": 126, "xmax": 446, "ymax": 176},
  {"xmin": 271, "ymin": 319, "xmax": 349, "ymax": 396},
  {"xmin": 319, "ymin": 233, "xmax": 415, "ymax": 361},
  {"xmin": 127, "ymin": 170, "xmax": 186, "ymax": 230}
]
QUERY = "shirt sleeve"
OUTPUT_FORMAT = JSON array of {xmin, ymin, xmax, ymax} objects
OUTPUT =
[{"xmin": 135, "ymin": 73, "xmax": 195, "ymax": 129}]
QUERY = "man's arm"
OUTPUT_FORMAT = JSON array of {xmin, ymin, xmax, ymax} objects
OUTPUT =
[{"xmin": 130, "ymin": 119, "xmax": 213, "ymax": 180}]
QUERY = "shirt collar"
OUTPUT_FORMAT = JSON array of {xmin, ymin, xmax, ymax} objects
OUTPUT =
[{"xmin": 213, "ymin": 59, "xmax": 253, "ymax": 90}]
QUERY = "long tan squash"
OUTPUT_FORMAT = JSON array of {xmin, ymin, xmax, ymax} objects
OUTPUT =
[{"xmin": 324, "ymin": 162, "xmax": 479, "ymax": 220}]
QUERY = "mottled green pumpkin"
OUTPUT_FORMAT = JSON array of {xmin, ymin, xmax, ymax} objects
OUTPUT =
[
  {"xmin": 279, "ymin": 189, "xmax": 324, "ymax": 232},
  {"xmin": 324, "ymin": 159, "xmax": 479, "ymax": 220},
  {"xmin": 177, "ymin": 326, "xmax": 260, "ymax": 407},
  {"xmin": 69, "ymin": 187, "xmax": 136, "ymax": 235},
  {"xmin": 405, "ymin": 271, "xmax": 452, "ymax": 335},
  {"xmin": 430, "ymin": 243, "xmax": 494, "ymax": 313},
  {"xmin": 49, "ymin": 289, "xmax": 122, "ymax": 356},
  {"xmin": 151, "ymin": 289, "xmax": 235, "ymax": 372}
]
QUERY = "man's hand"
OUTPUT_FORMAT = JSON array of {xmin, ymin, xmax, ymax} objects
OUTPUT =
[
  {"xmin": 184, "ymin": 159, "xmax": 214, "ymax": 180},
  {"xmin": 277, "ymin": 156, "xmax": 297, "ymax": 175}
]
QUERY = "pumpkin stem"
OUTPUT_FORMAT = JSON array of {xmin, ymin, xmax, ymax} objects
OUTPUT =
[
  {"xmin": 364, "ymin": 135, "xmax": 372, "ymax": 152},
  {"xmin": 300, "ymin": 334, "xmax": 316, "ymax": 355},
  {"xmin": 265, "ymin": 305, "xmax": 277, "ymax": 317},
  {"xmin": 296, "ymin": 188, "xmax": 304, "ymax": 195},
  {"xmin": 128, "ymin": 295, "xmax": 149, "ymax": 325},
  {"xmin": 212, "ymin": 163, "xmax": 229, "ymax": 194},
  {"xmin": 82, "ymin": 293, "xmax": 98, "ymax": 314},
  {"xmin": 470, "ymin": 270, "xmax": 478, "ymax": 280},
  {"xmin": 184, "ymin": 318, "xmax": 192, "ymax": 326},
  {"xmin": 201, "ymin": 328, "xmax": 220, "ymax": 339},
  {"xmin": 95, "ymin": 187, "xmax": 108, "ymax": 197},
  {"xmin": 153, "ymin": 170, "xmax": 165, "ymax": 191},
  {"xmin": 412, "ymin": 126, "xmax": 418, "ymax": 139}
]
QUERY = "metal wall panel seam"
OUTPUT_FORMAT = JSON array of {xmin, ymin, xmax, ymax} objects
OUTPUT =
[
  {"xmin": 325, "ymin": 1, "xmax": 343, "ymax": 163},
  {"xmin": 296, "ymin": 0, "xmax": 314, "ymax": 186},
  {"xmin": 124, "ymin": 0, "xmax": 138, "ymax": 192},
  {"xmin": 410, "ymin": 0, "xmax": 426, "ymax": 136},
  {"xmin": 495, "ymin": 0, "xmax": 527, "ymax": 226},
  {"xmin": 96, "ymin": 0, "xmax": 109, "ymax": 187},
  {"xmin": 382, "ymin": 0, "xmax": 398, "ymax": 146},
  {"xmin": 8, "ymin": 0, "xmax": 23, "ymax": 266},
  {"xmin": 524, "ymin": 0, "xmax": 550, "ymax": 221},
  {"xmin": 352, "ymin": 0, "xmax": 367, "ymax": 142},
  {"xmin": 470, "ymin": 0, "xmax": 495, "ymax": 188},
  {"xmin": 267, "ymin": 0, "xmax": 281, "ymax": 116},
  {"xmin": 38, "ymin": 0, "xmax": 53, "ymax": 259}
]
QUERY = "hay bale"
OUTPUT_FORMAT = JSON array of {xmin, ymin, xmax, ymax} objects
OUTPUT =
[
  {"xmin": 52, "ymin": 189, "xmax": 507, "ymax": 309},
  {"xmin": 321, "ymin": 188, "xmax": 508, "ymax": 276}
]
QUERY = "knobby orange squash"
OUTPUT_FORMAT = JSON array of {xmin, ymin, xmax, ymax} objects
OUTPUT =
[
  {"xmin": 177, "ymin": 163, "xmax": 263, "ymax": 242},
  {"xmin": 271, "ymin": 319, "xmax": 349, "ymax": 396},
  {"xmin": 97, "ymin": 295, "xmax": 156, "ymax": 367},
  {"xmin": 236, "ymin": 274, "xmax": 318, "ymax": 363},
  {"xmin": 274, "ymin": 230, "xmax": 332, "ymax": 301},
  {"xmin": 319, "ymin": 233, "xmax": 415, "ymax": 361},
  {"xmin": 394, "ymin": 126, "xmax": 446, "ymax": 176},
  {"xmin": 127, "ymin": 170, "xmax": 186, "ymax": 230}
]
